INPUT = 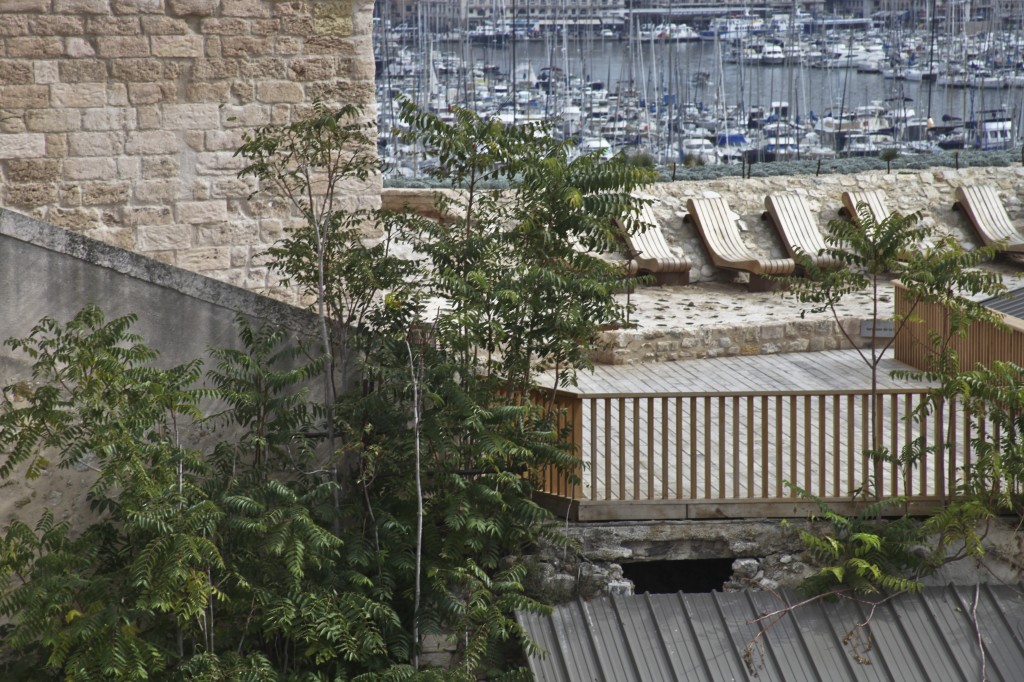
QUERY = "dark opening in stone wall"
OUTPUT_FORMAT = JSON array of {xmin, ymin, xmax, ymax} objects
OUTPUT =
[{"xmin": 622, "ymin": 558, "xmax": 734, "ymax": 594}]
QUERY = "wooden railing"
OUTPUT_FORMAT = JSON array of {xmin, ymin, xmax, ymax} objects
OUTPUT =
[
  {"xmin": 536, "ymin": 387, "xmax": 992, "ymax": 521},
  {"xmin": 533, "ymin": 388, "xmax": 584, "ymax": 505},
  {"xmin": 894, "ymin": 285, "xmax": 1024, "ymax": 372}
]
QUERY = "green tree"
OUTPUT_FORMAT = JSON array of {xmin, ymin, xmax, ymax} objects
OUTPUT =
[
  {"xmin": 0, "ymin": 102, "xmax": 658, "ymax": 679},
  {"xmin": 0, "ymin": 309, "xmax": 411, "ymax": 680},
  {"xmin": 783, "ymin": 201, "xmax": 1004, "ymax": 595}
]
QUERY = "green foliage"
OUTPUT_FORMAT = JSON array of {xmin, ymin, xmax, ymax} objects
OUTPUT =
[
  {"xmin": 397, "ymin": 101, "xmax": 655, "ymax": 393},
  {"xmin": 937, "ymin": 361, "xmax": 1024, "ymax": 511},
  {"xmin": 879, "ymin": 147, "xmax": 899, "ymax": 173},
  {"xmin": 783, "ymin": 202, "xmax": 1005, "ymax": 598},
  {"xmin": 0, "ymin": 102, "xmax": 637, "ymax": 678},
  {"xmin": 788, "ymin": 487, "xmax": 939, "ymax": 596}
]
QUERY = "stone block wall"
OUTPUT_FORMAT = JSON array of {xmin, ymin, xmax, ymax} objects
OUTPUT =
[
  {"xmin": 644, "ymin": 165, "xmax": 1024, "ymax": 283},
  {"xmin": 0, "ymin": 0, "xmax": 379, "ymax": 301}
]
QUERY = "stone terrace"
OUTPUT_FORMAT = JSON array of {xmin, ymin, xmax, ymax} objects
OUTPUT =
[{"xmin": 385, "ymin": 165, "xmax": 1024, "ymax": 365}]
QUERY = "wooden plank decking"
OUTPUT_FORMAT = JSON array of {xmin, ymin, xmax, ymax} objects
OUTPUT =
[
  {"xmin": 538, "ymin": 350, "xmax": 984, "ymax": 521},
  {"xmin": 561, "ymin": 349, "xmax": 928, "ymax": 396}
]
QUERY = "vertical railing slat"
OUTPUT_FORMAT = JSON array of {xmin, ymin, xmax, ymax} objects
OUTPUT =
[
  {"xmin": 861, "ymin": 394, "xmax": 870, "ymax": 494},
  {"xmin": 818, "ymin": 395, "xmax": 826, "ymax": 497},
  {"xmin": 661, "ymin": 397, "xmax": 669, "ymax": 500},
  {"xmin": 719, "ymin": 396, "xmax": 727, "ymax": 499},
  {"xmin": 775, "ymin": 396, "xmax": 784, "ymax": 497},
  {"xmin": 617, "ymin": 398, "xmax": 625, "ymax": 501},
  {"xmin": 704, "ymin": 396, "xmax": 712, "ymax": 500},
  {"xmin": 690, "ymin": 396, "xmax": 698, "ymax": 500},
  {"xmin": 803, "ymin": 395, "xmax": 812, "ymax": 494},
  {"xmin": 647, "ymin": 397, "xmax": 655, "ymax": 500},
  {"xmin": 789, "ymin": 396, "xmax": 797, "ymax": 497},
  {"xmin": 847, "ymin": 394, "xmax": 855, "ymax": 498},
  {"xmin": 675, "ymin": 397, "xmax": 683, "ymax": 500},
  {"xmin": 890, "ymin": 393, "xmax": 899, "ymax": 496},
  {"xmin": 935, "ymin": 398, "xmax": 945, "ymax": 498},
  {"xmin": 603, "ymin": 399, "xmax": 611, "ymax": 501},
  {"xmin": 832, "ymin": 395, "xmax": 841, "ymax": 498},
  {"xmin": 633, "ymin": 398, "xmax": 641, "ymax": 500},
  {"xmin": 747, "ymin": 396, "xmax": 755, "ymax": 499}
]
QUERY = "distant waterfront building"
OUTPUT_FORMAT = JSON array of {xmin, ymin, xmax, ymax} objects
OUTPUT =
[
  {"xmin": 379, "ymin": 0, "xmax": 1023, "ymax": 33},
  {"xmin": 380, "ymin": 0, "xmax": 467, "ymax": 31}
]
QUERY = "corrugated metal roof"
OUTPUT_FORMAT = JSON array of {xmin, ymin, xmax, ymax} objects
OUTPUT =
[
  {"xmin": 517, "ymin": 585, "xmax": 1024, "ymax": 681},
  {"xmin": 982, "ymin": 286, "xmax": 1024, "ymax": 321}
]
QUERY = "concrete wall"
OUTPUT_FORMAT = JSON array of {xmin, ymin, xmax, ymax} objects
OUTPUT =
[
  {"xmin": 0, "ymin": 0, "xmax": 379, "ymax": 301},
  {"xmin": 0, "ymin": 206, "xmax": 320, "ymax": 525}
]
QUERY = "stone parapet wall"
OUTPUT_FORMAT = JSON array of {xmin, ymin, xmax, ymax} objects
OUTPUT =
[
  {"xmin": 645, "ymin": 165, "xmax": 1024, "ymax": 283},
  {"xmin": 0, "ymin": 0, "xmax": 379, "ymax": 302},
  {"xmin": 385, "ymin": 166, "xmax": 1024, "ymax": 287},
  {"xmin": 594, "ymin": 316, "xmax": 867, "ymax": 365}
]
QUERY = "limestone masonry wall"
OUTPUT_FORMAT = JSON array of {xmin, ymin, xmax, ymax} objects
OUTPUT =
[
  {"xmin": 643, "ymin": 165, "xmax": 1024, "ymax": 283},
  {"xmin": 0, "ymin": 0, "xmax": 378, "ymax": 301}
]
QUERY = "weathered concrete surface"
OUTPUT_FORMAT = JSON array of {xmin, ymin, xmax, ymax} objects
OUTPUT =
[
  {"xmin": 0, "ymin": 207, "xmax": 315, "ymax": 372},
  {"xmin": 0, "ymin": 207, "xmax": 319, "ymax": 527},
  {"xmin": 566, "ymin": 519, "xmax": 813, "ymax": 562},
  {"xmin": 560, "ymin": 516, "xmax": 1024, "ymax": 594}
]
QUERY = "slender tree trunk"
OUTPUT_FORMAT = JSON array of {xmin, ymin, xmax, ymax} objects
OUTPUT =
[{"xmin": 406, "ymin": 341, "xmax": 424, "ymax": 669}]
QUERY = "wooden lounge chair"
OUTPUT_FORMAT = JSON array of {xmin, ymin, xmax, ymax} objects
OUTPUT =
[
  {"xmin": 685, "ymin": 196, "xmax": 795, "ymax": 290},
  {"xmin": 839, "ymin": 189, "xmax": 890, "ymax": 224},
  {"xmin": 762, "ymin": 193, "xmax": 839, "ymax": 270},
  {"xmin": 953, "ymin": 184, "xmax": 1024, "ymax": 261},
  {"xmin": 613, "ymin": 201, "xmax": 691, "ymax": 285},
  {"xmin": 840, "ymin": 188, "xmax": 934, "ymax": 257}
]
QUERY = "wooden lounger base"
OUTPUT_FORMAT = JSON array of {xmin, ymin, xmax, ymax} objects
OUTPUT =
[
  {"xmin": 649, "ymin": 271, "xmax": 690, "ymax": 286},
  {"xmin": 747, "ymin": 272, "xmax": 786, "ymax": 292}
]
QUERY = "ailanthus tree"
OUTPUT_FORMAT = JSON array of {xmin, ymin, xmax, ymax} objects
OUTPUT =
[
  {"xmin": 782, "ymin": 200, "xmax": 1005, "ymax": 596},
  {"xmin": 0, "ymin": 103, "xmax": 657, "ymax": 679}
]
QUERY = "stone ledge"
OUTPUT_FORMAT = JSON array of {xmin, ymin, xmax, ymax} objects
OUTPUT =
[{"xmin": 0, "ymin": 207, "xmax": 313, "ymax": 333}]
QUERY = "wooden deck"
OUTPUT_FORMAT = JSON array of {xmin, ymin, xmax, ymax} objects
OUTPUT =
[{"xmin": 537, "ymin": 350, "xmax": 986, "ymax": 521}]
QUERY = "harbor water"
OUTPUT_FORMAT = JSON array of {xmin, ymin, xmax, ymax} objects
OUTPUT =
[
  {"xmin": 377, "ymin": 28, "xmax": 1024, "ymax": 170},
  {"xmin": 438, "ymin": 38, "xmax": 1023, "ymax": 127}
]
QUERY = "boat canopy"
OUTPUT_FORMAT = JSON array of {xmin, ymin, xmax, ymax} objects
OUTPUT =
[{"xmin": 716, "ymin": 132, "xmax": 748, "ymax": 146}]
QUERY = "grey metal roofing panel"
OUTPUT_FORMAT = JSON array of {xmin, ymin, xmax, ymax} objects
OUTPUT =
[
  {"xmin": 613, "ymin": 594, "xmax": 674, "ymax": 680},
  {"xmin": 646, "ymin": 591, "xmax": 715, "ymax": 678},
  {"xmin": 743, "ymin": 591, "xmax": 823, "ymax": 681},
  {"xmin": 882, "ymin": 588, "xmax": 965, "ymax": 680},
  {"xmin": 683, "ymin": 592, "xmax": 751, "ymax": 679},
  {"xmin": 961, "ymin": 584, "xmax": 1024, "ymax": 682},
  {"xmin": 585, "ymin": 597, "xmax": 638, "ymax": 681},
  {"xmin": 982, "ymin": 286, "xmax": 1024, "ymax": 320},
  {"xmin": 809, "ymin": 595, "xmax": 889, "ymax": 682},
  {"xmin": 553, "ymin": 601, "xmax": 603, "ymax": 681},
  {"xmin": 521, "ymin": 586, "xmax": 1024, "ymax": 682},
  {"xmin": 919, "ymin": 585, "xmax": 988, "ymax": 679}
]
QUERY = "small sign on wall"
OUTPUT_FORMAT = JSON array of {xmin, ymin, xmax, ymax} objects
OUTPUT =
[{"xmin": 860, "ymin": 319, "xmax": 896, "ymax": 338}]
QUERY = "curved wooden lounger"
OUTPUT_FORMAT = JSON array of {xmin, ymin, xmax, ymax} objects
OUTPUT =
[
  {"xmin": 954, "ymin": 185, "xmax": 1024, "ymax": 261},
  {"xmin": 763, "ymin": 193, "xmax": 839, "ymax": 270},
  {"xmin": 613, "ymin": 201, "xmax": 692, "ymax": 285},
  {"xmin": 685, "ymin": 196, "xmax": 795, "ymax": 291},
  {"xmin": 840, "ymin": 188, "xmax": 934, "ymax": 257},
  {"xmin": 839, "ymin": 189, "xmax": 890, "ymax": 224}
]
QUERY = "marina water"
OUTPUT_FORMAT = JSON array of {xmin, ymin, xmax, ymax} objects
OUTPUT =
[{"xmin": 377, "ymin": 29, "xmax": 1024, "ymax": 172}]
